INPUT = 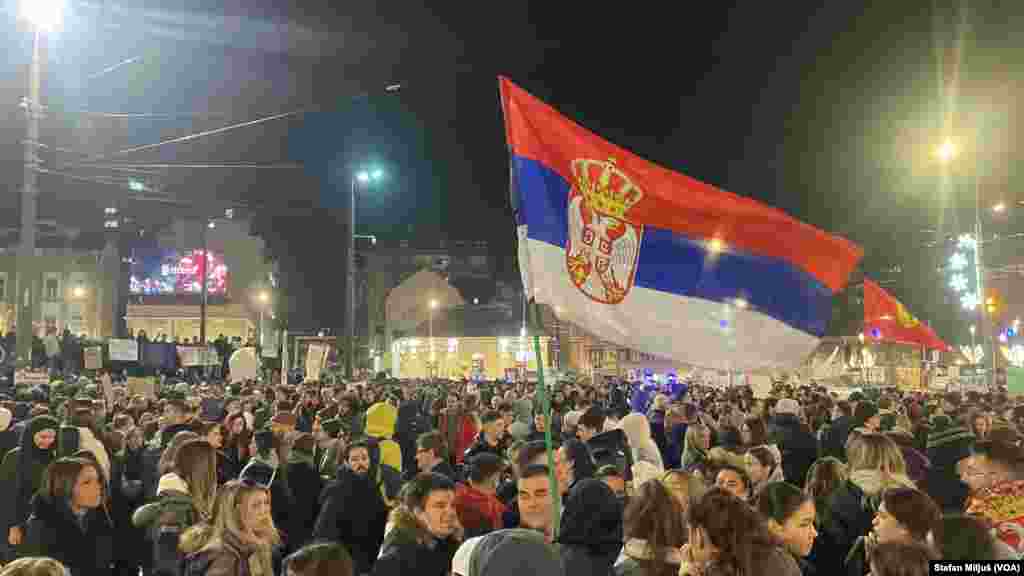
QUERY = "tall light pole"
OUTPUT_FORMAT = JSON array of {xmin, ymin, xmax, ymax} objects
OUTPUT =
[
  {"xmin": 16, "ymin": 0, "xmax": 62, "ymax": 366},
  {"xmin": 937, "ymin": 138, "xmax": 996, "ymax": 388},
  {"xmin": 346, "ymin": 168, "xmax": 383, "ymax": 379},
  {"xmin": 429, "ymin": 298, "xmax": 438, "ymax": 378},
  {"xmin": 256, "ymin": 289, "xmax": 270, "ymax": 358}
]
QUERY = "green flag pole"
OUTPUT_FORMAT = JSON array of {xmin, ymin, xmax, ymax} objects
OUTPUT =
[{"xmin": 529, "ymin": 300, "xmax": 560, "ymax": 537}]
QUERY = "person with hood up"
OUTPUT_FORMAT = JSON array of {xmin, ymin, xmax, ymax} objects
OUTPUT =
[
  {"xmin": 769, "ymin": 398, "xmax": 818, "ymax": 487},
  {"xmin": 311, "ymin": 440, "xmax": 392, "ymax": 575},
  {"xmin": 454, "ymin": 454, "xmax": 507, "ymax": 537},
  {"xmin": 452, "ymin": 528, "xmax": 561, "ymax": 576},
  {"xmin": 19, "ymin": 457, "xmax": 115, "ymax": 576},
  {"xmin": 559, "ymin": 438, "xmax": 596, "ymax": 496},
  {"xmin": 558, "ymin": 478, "xmax": 623, "ymax": 575},
  {"xmin": 372, "ymin": 472, "xmax": 462, "ymax": 576},
  {"xmin": 617, "ymin": 413, "xmax": 664, "ymax": 472},
  {"xmin": 816, "ymin": 433, "xmax": 916, "ymax": 576},
  {"xmin": 283, "ymin": 433, "xmax": 323, "ymax": 550},
  {"xmin": 133, "ymin": 439, "xmax": 218, "ymax": 576},
  {"xmin": 922, "ymin": 414, "xmax": 974, "ymax": 512},
  {"xmin": 3, "ymin": 415, "xmax": 58, "ymax": 550},
  {"xmin": 365, "ymin": 402, "xmax": 403, "ymax": 473}
]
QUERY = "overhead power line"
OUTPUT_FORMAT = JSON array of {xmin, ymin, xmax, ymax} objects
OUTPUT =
[{"xmin": 74, "ymin": 108, "xmax": 305, "ymax": 163}]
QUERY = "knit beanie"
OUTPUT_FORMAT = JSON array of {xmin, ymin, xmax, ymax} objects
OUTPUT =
[{"xmin": 926, "ymin": 414, "xmax": 975, "ymax": 468}]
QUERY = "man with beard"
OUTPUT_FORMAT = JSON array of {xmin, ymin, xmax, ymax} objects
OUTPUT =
[{"xmin": 312, "ymin": 440, "xmax": 391, "ymax": 575}]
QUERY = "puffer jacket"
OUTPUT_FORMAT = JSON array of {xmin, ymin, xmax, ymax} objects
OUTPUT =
[{"xmin": 816, "ymin": 469, "xmax": 915, "ymax": 576}]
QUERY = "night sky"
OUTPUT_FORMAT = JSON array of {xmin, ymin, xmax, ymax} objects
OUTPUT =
[{"xmin": 1, "ymin": 1, "xmax": 1022, "ymax": 342}]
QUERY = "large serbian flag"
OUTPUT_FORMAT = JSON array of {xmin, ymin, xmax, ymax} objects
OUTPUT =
[
  {"xmin": 863, "ymin": 279, "xmax": 951, "ymax": 351},
  {"xmin": 500, "ymin": 77, "xmax": 863, "ymax": 372}
]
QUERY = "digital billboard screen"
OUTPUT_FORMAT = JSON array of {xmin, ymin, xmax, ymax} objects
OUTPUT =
[{"xmin": 129, "ymin": 249, "xmax": 229, "ymax": 295}]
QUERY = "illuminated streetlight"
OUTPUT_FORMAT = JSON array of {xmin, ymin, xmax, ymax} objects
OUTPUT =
[
  {"xmin": 734, "ymin": 298, "xmax": 749, "ymax": 309},
  {"xmin": 707, "ymin": 238, "xmax": 725, "ymax": 253},
  {"xmin": 258, "ymin": 290, "xmax": 270, "ymax": 304},
  {"xmin": 207, "ymin": 221, "xmax": 216, "ymax": 229},
  {"xmin": 128, "ymin": 180, "xmax": 145, "ymax": 192},
  {"xmin": 356, "ymin": 171, "xmax": 370, "ymax": 183},
  {"xmin": 936, "ymin": 139, "xmax": 958, "ymax": 163},
  {"xmin": 970, "ymin": 325, "xmax": 976, "ymax": 336},
  {"xmin": 72, "ymin": 285, "xmax": 86, "ymax": 299},
  {"xmin": 993, "ymin": 202, "xmax": 1007, "ymax": 213},
  {"xmin": 430, "ymin": 299, "xmax": 438, "ymax": 310}
]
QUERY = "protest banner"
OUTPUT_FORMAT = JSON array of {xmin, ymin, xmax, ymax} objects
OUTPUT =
[{"xmin": 108, "ymin": 339, "xmax": 139, "ymax": 362}]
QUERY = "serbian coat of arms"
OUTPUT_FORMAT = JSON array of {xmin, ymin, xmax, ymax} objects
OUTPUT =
[{"xmin": 566, "ymin": 158, "xmax": 643, "ymax": 305}]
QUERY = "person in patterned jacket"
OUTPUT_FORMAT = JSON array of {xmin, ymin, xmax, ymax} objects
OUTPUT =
[{"xmin": 963, "ymin": 439, "xmax": 1024, "ymax": 556}]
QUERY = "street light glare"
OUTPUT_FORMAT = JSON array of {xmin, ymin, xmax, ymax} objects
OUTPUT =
[
  {"xmin": 258, "ymin": 291, "xmax": 270, "ymax": 303},
  {"xmin": 993, "ymin": 202, "xmax": 1007, "ymax": 213},
  {"xmin": 371, "ymin": 169, "xmax": 384, "ymax": 180},
  {"xmin": 429, "ymin": 299, "xmax": 439, "ymax": 309},
  {"xmin": 21, "ymin": 0, "xmax": 64, "ymax": 31},
  {"xmin": 936, "ymin": 139, "xmax": 957, "ymax": 163},
  {"xmin": 357, "ymin": 171, "xmax": 370, "ymax": 183}
]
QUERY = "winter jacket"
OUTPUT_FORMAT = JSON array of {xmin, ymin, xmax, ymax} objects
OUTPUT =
[
  {"xmin": 182, "ymin": 532, "xmax": 260, "ymax": 576},
  {"xmin": 283, "ymin": 454, "xmax": 323, "ymax": 549},
  {"xmin": 613, "ymin": 539, "xmax": 683, "ymax": 576},
  {"xmin": 559, "ymin": 479, "xmax": 622, "ymax": 576},
  {"xmin": 820, "ymin": 415, "xmax": 852, "ymax": 460},
  {"xmin": 816, "ymin": 470, "xmax": 915, "ymax": 576},
  {"xmin": 464, "ymin": 433, "xmax": 505, "ymax": 463},
  {"xmin": 366, "ymin": 403, "xmax": 403, "ymax": 473},
  {"xmin": 20, "ymin": 494, "xmax": 115, "ymax": 576},
  {"xmin": 770, "ymin": 414, "xmax": 818, "ymax": 486},
  {"xmin": 441, "ymin": 409, "xmax": 479, "ymax": 466},
  {"xmin": 133, "ymin": 472, "xmax": 202, "ymax": 576},
  {"xmin": 312, "ymin": 466, "xmax": 390, "ymax": 575},
  {"xmin": 454, "ymin": 483, "xmax": 506, "ymax": 538},
  {"xmin": 371, "ymin": 506, "xmax": 460, "ymax": 576}
]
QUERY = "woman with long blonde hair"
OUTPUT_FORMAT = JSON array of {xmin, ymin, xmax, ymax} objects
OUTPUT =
[
  {"xmin": 817, "ymin": 433, "xmax": 914, "ymax": 576},
  {"xmin": 184, "ymin": 480, "xmax": 282, "ymax": 576}
]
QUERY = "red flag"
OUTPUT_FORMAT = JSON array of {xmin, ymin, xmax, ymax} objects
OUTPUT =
[{"xmin": 863, "ymin": 279, "xmax": 951, "ymax": 351}]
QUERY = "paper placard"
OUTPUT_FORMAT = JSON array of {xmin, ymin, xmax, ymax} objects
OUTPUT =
[
  {"xmin": 84, "ymin": 347, "xmax": 103, "ymax": 370},
  {"xmin": 14, "ymin": 370, "xmax": 49, "ymax": 387},
  {"xmin": 305, "ymin": 344, "xmax": 329, "ymax": 382},
  {"xmin": 108, "ymin": 339, "xmax": 139, "ymax": 362},
  {"xmin": 100, "ymin": 373, "xmax": 114, "ymax": 405},
  {"xmin": 179, "ymin": 346, "xmax": 220, "ymax": 367},
  {"xmin": 127, "ymin": 376, "xmax": 157, "ymax": 398}
]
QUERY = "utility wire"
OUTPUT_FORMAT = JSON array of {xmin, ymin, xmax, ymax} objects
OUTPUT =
[{"xmin": 74, "ymin": 108, "xmax": 304, "ymax": 163}]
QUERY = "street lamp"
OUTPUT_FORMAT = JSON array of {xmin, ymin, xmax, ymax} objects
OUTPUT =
[
  {"xmin": 346, "ymin": 167, "xmax": 385, "ymax": 379},
  {"xmin": 936, "ymin": 136, "xmax": 995, "ymax": 388},
  {"xmin": 72, "ymin": 285, "xmax": 86, "ymax": 299},
  {"xmin": 16, "ymin": 0, "xmax": 64, "ymax": 365},
  {"xmin": 936, "ymin": 139, "xmax": 958, "ymax": 163},
  {"xmin": 254, "ymin": 289, "xmax": 271, "ymax": 358}
]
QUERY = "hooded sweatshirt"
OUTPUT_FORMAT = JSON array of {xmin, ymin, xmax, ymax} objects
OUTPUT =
[
  {"xmin": 366, "ymin": 403, "xmax": 403, "ymax": 473},
  {"xmin": 558, "ymin": 479, "xmax": 623, "ymax": 575},
  {"xmin": 466, "ymin": 529, "xmax": 561, "ymax": 576}
]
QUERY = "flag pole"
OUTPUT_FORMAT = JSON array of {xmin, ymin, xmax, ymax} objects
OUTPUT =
[{"xmin": 530, "ymin": 299, "xmax": 560, "ymax": 537}]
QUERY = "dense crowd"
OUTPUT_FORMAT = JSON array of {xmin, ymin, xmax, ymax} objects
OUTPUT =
[{"xmin": 0, "ymin": 374, "xmax": 1021, "ymax": 576}]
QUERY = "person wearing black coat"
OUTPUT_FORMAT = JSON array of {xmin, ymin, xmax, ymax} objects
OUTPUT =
[
  {"xmin": 371, "ymin": 473, "xmax": 461, "ymax": 576},
  {"xmin": 20, "ymin": 458, "xmax": 115, "ymax": 576},
  {"xmin": 283, "ymin": 434, "xmax": 324, "ymax": 550},
  {"xmin": 770, "ymin": 401, "xmax": 819, "ymax": 486},
  {"xmin": 312, "ymin": 443, "xmax": 391, "ymax": 575},
  {"xmin": 557, "ymin": 478, "xmax": 623, "ymax": 575},
  {"xmin": 2, "ymin": 415, "xmax": 58, "ymax": 550}
]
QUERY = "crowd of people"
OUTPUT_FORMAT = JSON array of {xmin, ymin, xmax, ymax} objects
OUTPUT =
[{"xmin": 0, "ymin": 373, "xmax": 1020, "ymax": 576}]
